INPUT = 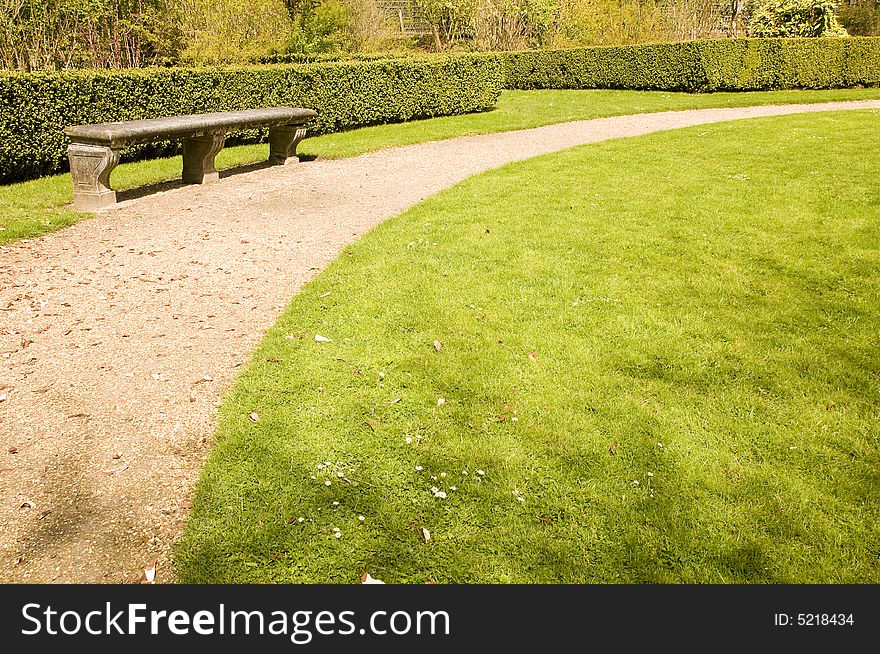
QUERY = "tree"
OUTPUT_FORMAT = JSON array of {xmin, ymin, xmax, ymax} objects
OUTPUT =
[{"xmin": 750, "ymin": 0, "xmax": 849, "ymax": 36}]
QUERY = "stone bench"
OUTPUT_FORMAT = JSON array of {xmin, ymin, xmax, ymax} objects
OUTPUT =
[{"xmin": 65, "ymin": 106, "xmax": 317, "ymax": 211}]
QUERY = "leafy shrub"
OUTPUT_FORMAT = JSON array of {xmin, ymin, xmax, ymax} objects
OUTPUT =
[
  {"xmin": 501, "ymin": 37, "xmax": 880, "ymax": 90},
  {"xmin": 0, "ymin": 55, "xmax": 503, "ymax": 183},
  {"xmin": 837, "ymin": 0, "xmax": 880, "ymax": 36},
  {"xmin": 750, "ymin": 0, "xmax": 849, "ymax": 38}
]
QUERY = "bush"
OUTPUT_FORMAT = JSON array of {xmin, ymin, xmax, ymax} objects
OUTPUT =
[
  {"xmin": 501, "ymin": 37, "xmax": 880, "ymax": 91},
  {"xmin": 750, "ymin": 0, "xmax": 848, "ymax": 38},
  {"xmin": 0, "ymin": 55, "xmax": 503, "ymax": 183},
  {"xmin": 839, "ymin": 1, "xmax": 880, "ymax": 37}
]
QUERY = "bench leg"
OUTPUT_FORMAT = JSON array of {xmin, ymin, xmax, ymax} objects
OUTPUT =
[
  {"xmin": 268, "ymin": 126, "xmax": 308, "ymax": 165},
  {"xmin": 182, "ymin": 133, "xmax": 225, "ymax": 184},
  {"xmin": 68, "ymin": 144, "xmax": 120, "ymax": 211}
]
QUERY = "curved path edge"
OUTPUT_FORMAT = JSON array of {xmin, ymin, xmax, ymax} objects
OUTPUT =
[{"xmin": 1, "ymin": 100, "xmax": 878, "ymax": 582}]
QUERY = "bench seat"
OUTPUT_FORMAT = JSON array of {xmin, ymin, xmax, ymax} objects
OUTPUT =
[{"xmin": 65, "ymin": 106, "xmax": 317, "ymax": 211}]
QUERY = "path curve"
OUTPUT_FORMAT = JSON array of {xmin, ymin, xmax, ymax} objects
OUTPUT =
[{"xmin": 2, "ymin": 100, "xmax": 878, "ymax": 583}]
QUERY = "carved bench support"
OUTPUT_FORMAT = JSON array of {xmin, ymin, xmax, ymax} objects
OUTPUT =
[
  {"xmin": 68, "ymin": 144, "xmax": 120, "ymax": 211},
  {"xmin": 182, "ymin": 133, "xmax": 225, "ymax": 184},
  {"xmin": 268, "ymin": 126, "xmax": 308, "ymax": 165}
]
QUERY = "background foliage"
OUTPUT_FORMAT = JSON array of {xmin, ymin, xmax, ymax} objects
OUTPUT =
[
  {"xmin": 3, "ymin": 0, "xmax": 876, "ymax": 70},
  {"xmin": 751, "ymin": 0, "xmax": 849, "ymax": 37}
]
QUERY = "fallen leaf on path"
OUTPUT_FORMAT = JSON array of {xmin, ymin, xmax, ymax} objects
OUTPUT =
[
  {"xmin": 32, "ymin": 383, "xmax": 54, "ymax": 394},
  {"xmin": 102, "ymin": 462, "xmax": 129, "ymax": 476},
  {"xmin": 138, "ymin": 558, "xmax": 158, "ymax": 583},
  {"xmin": 20, "ymin": 500, "xmax": 36, "ymax": 509},
  {"xmin": 192, "ymin": 375, "xmax": 213, "ymax": 384},
  {"xmin": 67, "ymin": 412, "xmax": 90, "ymax": 418}
]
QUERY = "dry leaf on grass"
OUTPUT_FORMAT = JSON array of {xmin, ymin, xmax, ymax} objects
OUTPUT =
[
  {"xmin": 420, "ymin": 528, "xmax": 431, "ymax": 544},
  {"xmin": 608, "ymin": 443, "xmax": 618, "ymax": 456},
  {"xmin": 433, "ymin": 340, "xmax": 442, "ymax": 351},
  {"xmin": 315, "ymin": 334, "xmax": 332, "ymax": 343},
  {"xmin": 249, "ymin": 412, "xmax": 259, "ymax": 422},
  {"xmin": 361, "ymin": 573, "xmax": 385, "ymax": 584}
]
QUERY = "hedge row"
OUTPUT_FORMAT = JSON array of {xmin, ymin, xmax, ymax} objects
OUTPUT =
[
  {"xmin": 3, "ymin": 37, "xmax": 879, "ymax": 184},
  {"xmin": 501, "ymin": 37, "xmax": 880, "ymax": 91},
  {"xmin": 254, "ymin": 52, "xmax": 406, "ymax": 64},
  {"xmin": 0, "ymin": 55, "xmax": 502, "ymax": 183}
]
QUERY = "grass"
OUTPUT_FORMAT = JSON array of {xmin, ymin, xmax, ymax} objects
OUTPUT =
[
  {"xmin": 2, "ymin": 87, "xmax": 880, "ymax": 245},
  {"xmin": 175, "ymin": 110, "xmax": 880, "ymax": 584}
]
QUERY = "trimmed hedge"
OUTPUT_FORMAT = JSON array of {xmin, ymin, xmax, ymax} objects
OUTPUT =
[
  {"xmin": 501, "ymin": 37, "xmax": 880, "ymax": 91},
  {"xmin": 3, "ymin": 37, "xmax": 880, "ymax": 184},
  {"xmin": 254, "ymin": 52, "xmax": 407, "ymax": 64},
  {"xmin": 0, "ymin": 55, "xmax": 502, "ymax": 183}
]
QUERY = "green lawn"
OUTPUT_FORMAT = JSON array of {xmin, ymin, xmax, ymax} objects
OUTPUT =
[
  {"xmin": 175, "ymin": 110, "xmax": 880, "ymax": 584},
  {"xmin": 3, "ymin": 87, "xmax": 880, "ymax": 245}
]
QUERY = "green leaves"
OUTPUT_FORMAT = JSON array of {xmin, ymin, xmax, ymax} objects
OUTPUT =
[{"xmin": 501, "ymin": 36, "xmax": 880, "ymax": 92}]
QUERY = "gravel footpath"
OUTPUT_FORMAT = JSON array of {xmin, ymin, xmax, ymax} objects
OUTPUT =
[{"xmin": 1, "ymin": 100, "xmax": 878, "ymax": 583}]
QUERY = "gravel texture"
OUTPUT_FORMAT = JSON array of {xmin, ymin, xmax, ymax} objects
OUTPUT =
[{"xmin": 2, "ymin": 101, "xmax": 878, "ymax": 583}]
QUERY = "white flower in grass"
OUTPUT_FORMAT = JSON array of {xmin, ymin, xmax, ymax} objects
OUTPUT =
[
  {"xmin": 476, "ymin": 470, "xmax": 485, "ymax": 476},
  {"xmin": 440, "ymin": 472, "xmax": 446, "ymax": 478},
  {"xmin": 437, "ymin": 398, "xmax": 446, "ymax": 406},
  {"xmin": 415, "ymin": 465, "xmax": 423, "ymax": 471},
  {"xmin": 325, "ymin": 481, "xmax": 332, "ymax": 487},
  {"xmin": 335, "ymin": 532, "xmax": 342, "ymax": 539},
  {"xmin": 405, "ymin": 436, "xmax": 412, "ymax": 444},
  {"xmin": 647, "ymin": 472, "xmax": 654, "ymax": 478},
  {"xmin": 297, "ymin": 517, "xmax": 305, "ymax": 523},
  {"xmin": 430, "ymin": 486, "xmax": 439, "ymax": 494},
  {"xmin": 358, "ymin": 515, "xmax": 365, "ymax": 522},
  {"xmin": 431, "ymin": 475, "xmax": 437, "ymax": 481},
  {"xmin": 310, "ymin": 475, "xmax": 316, "ymax": 480},
  {"xmin": 332, "ymin": 501, "xmax": 339, "ymax": 506},
  {"xmin": 337, "ymin": 472, "xmax": 344, "ymax": 478},
  {"xmin": 332, "ymin": 527, "xmax": 340, "ymax": 533},
  {"xmin": 450, "ymin": 486, "xmax": 457, "ymax": 491},
  {"xmin": 317, "ymin": 463, "xmax": 325, "ymax": 470},
  {"xmin": 462, "ymin": 471, "xmax": 468, "ymax": 476},
  {"xmin": 516, "ymin": 496, "xmax": 525, "ymax": 503},
  {"xmin": 435, "ymin": 492, "xmax": 447, "ymax": 499}
]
